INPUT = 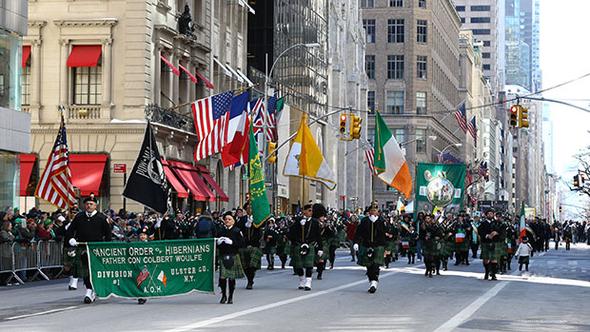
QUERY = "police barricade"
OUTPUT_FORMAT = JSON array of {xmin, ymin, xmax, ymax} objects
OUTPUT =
[
  {"xmin": 12, "ymin": 241, "xmax": 45, "ymax": 282},
  {"xmin": 0, "ymin": 243, "xmax": 24, "ymax": 284},
  {"xmin": 38, "ymin": 240, "xmax": 63, "ymax": 279}
]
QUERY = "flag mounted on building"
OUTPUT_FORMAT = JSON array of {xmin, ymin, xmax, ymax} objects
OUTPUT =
[
  {"xmin": 454, "ymin": 102, "xmax": 468, "ymax": 133},
  {"xmin": 283, "ymin": 113, "xmax": 337, "ymax": 190},
  {"xmin": 221, "ymin": 91, "xmax": 249, "ymax": 167},
  {"xmin": 35, "ymin": 114, "xmax": 77, "ymax": 209},
  {"xmin": 123, "ymin": 122, "xmax": 169, "ymax": 214},
  {"xmin": 519, "ymin": 203, "xmax": 527, "ymax": 241},
  {"xmin": 467, "ymin": 116, "xmax": 477, "ymax": 145},
  {"xmin": 373, "ymin": 111, "xmax": 412, "ymax": 198},
  {"xmin": 365, "ymin": 147, "xmax": 376, "ymax": 175},
  {"xmin": 191, "ymin": 91, "xmax": 233, "ymax": 161},
  {"xmin": 248, "ymin": 122, "xmax": 270, "ymax": 228}
]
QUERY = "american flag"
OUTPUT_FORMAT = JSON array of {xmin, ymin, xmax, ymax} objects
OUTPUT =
[
  {"xmin": 454, "ymin": 102, "xmax": 468, "ymax": 133},
  {"xmin": 365, "ymin": 148, "xmax": 376, "ymax": 175},
  {"xmin": 250, "ymin": 97, "xmax": 277, "ymax": 142},
  {"xmin": 266, "ymin": 96, "xmax": 277, "ymax": 142},
  {"xmin": 467, "ymin": 116, "xmax": 477, "ymax": 143},
  {"xmin": 250, "ymin": 98, "xmax": 264, "ymax": 136},
  {"xmin": 35, "ymin": 115, "xmax": 76, "ymax": 209},
  {"xmin": 191, "ymin": 91, "xmax": 234, "ymax": 161}
]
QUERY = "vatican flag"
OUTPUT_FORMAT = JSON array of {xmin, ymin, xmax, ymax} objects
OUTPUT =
[{"xmin": 283, "ymin": 113, "xmax": 336, "ymax": 190}]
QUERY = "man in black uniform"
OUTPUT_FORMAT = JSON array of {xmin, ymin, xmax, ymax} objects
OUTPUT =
[
  {"xmin": 237, "ymin": 202, "xmax": 263, "ymax": 289},
  {"xmin": 65, "ymin": 195, "xmax": 112, "ymax": 303},
  {"xmin": 288, "ymin": 204, "xmax": 320, "ymax": 290},
  {"xmin": 353, "ymin": 203, "xmax": 386, "ymax": 293},
  {"xmin": 478, "ymin": 209, "xmax": 505, "ymax": 280}
]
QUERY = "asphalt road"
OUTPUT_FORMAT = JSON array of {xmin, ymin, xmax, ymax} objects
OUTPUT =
[{"xmin": 1, "ymin": 241, "xmax": 589, "ymax": 332}]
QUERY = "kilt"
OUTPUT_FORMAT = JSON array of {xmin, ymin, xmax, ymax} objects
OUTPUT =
[
  {"xmin": 65, "ymin": 247, "xmax": 89, "ymax": 279},
  {"xmin": 357, "ymin": 245, "xmax": 385, "ymax": 267},
  {"xmin": 314, "ymin": 241, "xmax": 330, "ymax": 264},
  {"xmin": 263, "ymin": 245, "xmax": 277, "ymax": 255},
  {"xmin": 384, "ymin": 240, "xmax": 397, "ymax": 253},
  {"xmin": 442, "ymin": 240, "xmax": 454, "ymax": 257},
  {"xmin": 518, "ymin": 256, "xmax": 530, "ymax": 264},
  {"xmin": 422, "ymin": 240, "xmax": 442, "ymax": 257},
  {"xmin": 291, "ymin": 244, "xmax": 316, "ymax": 269},
  {"xmin": 481, "ymin": 243, "xmax": 503, "ymax": 261},
  {"xmin": 239, "ymin": 246, "xmax": 263, "ymax": 270},
  {"xmin": 218, "ymin": 254, "xmax": 244, "ymax": 279}
]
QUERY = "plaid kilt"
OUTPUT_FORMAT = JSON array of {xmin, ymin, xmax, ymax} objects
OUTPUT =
[
  {"xmin": 481, "ymin": 243, "xmax": 503, "ymax": 261},
  {"xmin": 291, "ymin": 244, "xmax": 316, "ymax": 269},
  {"xmin": 384, "ymin": 240, "xmax": 397, "ymax": 253},
  {"xmin": 263, "ymin": 245, "xmax": 277, "ymax": 255},
  {"xmin": 357, "ymin": 246, "xmax": 385, "ymax": 267},
  {"xmin": 422, "ymin": 240, "xmax": 442, "ymax": 257},
  {"xmin": 518, "ymin": 256, "xmax": 530, "ymax": 264},
  {"xmin": 65, "ymin": 248, "xmax": 89, "ymax": 279},
  {"xmin": 218, "ymin": 254, "xmax": 245, "ymax": 279},
  {"xmin": 314, "ymin": 241, "xmax": 330, "ymax": 264},
  {"xmin": 442, "ymin": 240, "xmax": 454, "ymax": 257},
  {"xmin": 239, "ymin": 246, "xmax": 263, "ymax": 270}
]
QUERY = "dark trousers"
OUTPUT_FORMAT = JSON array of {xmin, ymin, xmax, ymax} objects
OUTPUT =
[
  {"xmin": 83, "ymin": 277, "xmax": 92, "ymax": 289},
  {"xmin": 470, "ymin": 243, "xmax": 479, "ymax": 258},
  {"xmin": 295, "ymin": 267, "xmax": 313, "ymax": 278},
  {"xmin": 366, "ymin": 264, "xmax": 380, "ymax": 282}
]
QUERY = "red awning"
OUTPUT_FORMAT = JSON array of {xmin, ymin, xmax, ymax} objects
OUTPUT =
[
  {"xmin": 161, "ymin": 159, "xmax": 189, "ymax": 198},
  {"xmin": 67, "ymin": 45, "xmax": 102, "ymax": 67},
  {"xmin": 22, "ymin": 45, "xmax": 31, "ymax": 68},
  {"xmin": 19, "ymin": 154, "xmax": 36, "ymax": 196},
  {"xmin": 69, "ymin": 154, "xmax": 108, "ymax": 196},
  {"xmin": 195, "ymin": 70, "xmax": 215, "ymax": 89},
  {"xmin": 167, "ymin": 160, "xmax": 215, "ymax": 202},
  {"xmin": 196, "ymin": 165, "xmax": 229, "ymax": 202}
]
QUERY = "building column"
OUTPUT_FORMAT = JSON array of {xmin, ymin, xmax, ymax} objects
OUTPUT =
[
  {"xmin": 154, "ymin": 45, "xmax": 163, "ymax": 105},
  {"xmin": 101, "ymin": 38, "xmax": 113, "ymax": 119},
  {"xmin": 172, "ymin": 50, "xmax": 181, "ymax": 106},
  {"xmin": 30, "ymin": 39, "xmax": 42, "ymax": 123},
  {"xmin": 59, "ymin": 39, "xmax": 69, "ymax": 120}
]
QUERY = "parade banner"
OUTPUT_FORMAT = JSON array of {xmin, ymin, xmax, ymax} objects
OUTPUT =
[
  {"xmin": 414, "ymin": 163, "xmax": 467, "ymax": 217},
  {"xmin": 87, "ymin": 239, "xmax": 215, "ymax": 299}
]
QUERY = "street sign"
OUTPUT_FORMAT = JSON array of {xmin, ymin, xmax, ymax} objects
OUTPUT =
[{"xmin": 114, "ymin": 163, "xmax": 127, "ymax": 173}]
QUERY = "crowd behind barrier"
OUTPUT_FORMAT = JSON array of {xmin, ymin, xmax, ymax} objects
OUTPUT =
[{"xmin": 0, "ymin": 240, "xmax": 62, "ymax": 284}]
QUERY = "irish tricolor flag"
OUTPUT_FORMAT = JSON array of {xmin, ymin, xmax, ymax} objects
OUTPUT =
[
  {"xmin": 373, "ymin": 111, "xmax": 412, "ymax": 198},
  {"xmin": 519, "ymin": 203, "xmax": 527, "ymax": 241}
]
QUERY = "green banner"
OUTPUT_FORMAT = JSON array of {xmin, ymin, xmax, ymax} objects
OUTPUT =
[
  {"xmin": 414, "ymin": 163, "xmax": 466, "ymax": 216},
  {"xmin": 249, "ymin": 122, "xmax": 270, "ymax": 227},
  {"xmin": 87, "ymin": 239, "xmax": 215, "ymax": 299}
]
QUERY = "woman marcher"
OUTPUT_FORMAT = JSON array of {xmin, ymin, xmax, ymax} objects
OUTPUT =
[{"xmin": 216, "ymin": 212, "xmax": 245, "ymax": 304}]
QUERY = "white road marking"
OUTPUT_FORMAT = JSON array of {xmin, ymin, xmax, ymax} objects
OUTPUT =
[
  {"xmin": 568, "ymin": 260, "xmax": 578, "ymax": 266},
  {"xmin": 165, "ymin": 268, "xmax": 415, "ymax": 332},
  {"xmin": 5, "ymin": 306, "xmax": 79, "ymax": 321}
]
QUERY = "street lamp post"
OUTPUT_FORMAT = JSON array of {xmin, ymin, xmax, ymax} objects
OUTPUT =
[
  {"xmin": 263, "ymin": 42, "xmax": 320, "ymax": 213},
  {"xmin": 433, "ymin": 143, "xmax": 463, "ymax": 163}
]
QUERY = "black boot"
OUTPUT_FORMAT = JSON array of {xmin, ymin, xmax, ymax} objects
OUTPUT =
[
  {"xmin": 219, "ymin": 278, "xmax": 227, "ymax": 304},
  {"xmin": 246, "ymin": 269, "xmax": 254, "ymax": 289},
  {"xmin": 490, "ymin": 263, "xmax": 498, "ymax": 280},
  {"xmin": 436, "ymin": 260, "xmax": 441, "ymax": 275},
  {"xmin": 411, "ymin": 255, "xmax": 415, "ymax": 264},
  {"xmin": 483, "ymin": 263, "xmax": 489, "ymax": 280},
  {"xmin": 228, "ymin": 279, "xmax": 235, "ymax": 304}
]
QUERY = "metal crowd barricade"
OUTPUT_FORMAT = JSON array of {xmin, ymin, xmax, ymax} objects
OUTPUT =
[
  {"xmin": 1, "ymin": 240, "xmax": 66, "ymax": 286},
  {"xmin": 13, "ymin": 241, "xmax": 46, "ymax": 282},
  {"xmin": 0, "ymin": 243, "xmax": 24, "ymax": 284},
  {"xmin": 38, "ymin": 240, "xmax": 64, "ymax": 279}
]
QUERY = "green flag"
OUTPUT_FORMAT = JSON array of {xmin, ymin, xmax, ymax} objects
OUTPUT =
[
  {"xmin": 248, "ymin": 123, "xmax": 271, "ymax": 227},
  {"xmin": 276, "ymin": 97, "xmax": 285, "ymax": 113}
]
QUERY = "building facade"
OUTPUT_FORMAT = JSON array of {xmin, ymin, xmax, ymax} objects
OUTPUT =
[
  {"xmin": 25, "ymin": 0, "xmax": 252, "ymax": 213},
  {"xmin": 1, "ymin": 0, "xmax": 30, "ymax": 209},
  {"xmin": 361, "ymin": 0, "xmax": 464, "ymax": 208}
]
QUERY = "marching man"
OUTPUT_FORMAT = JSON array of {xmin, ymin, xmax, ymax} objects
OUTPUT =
[
  {"xmin": 353, "ymin": 203, "xmax": 386, "ymax": 293},
  {"xmin": 65, "ymin": 194, "xmax": 112, "ymax": 303}
]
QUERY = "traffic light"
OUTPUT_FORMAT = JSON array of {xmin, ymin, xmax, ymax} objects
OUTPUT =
[
  {"xmin": 339, "ymin": 113, "xmax": 348, "ymax": 136},
  {"xmin": 573, "ymin": 174, "xmax": 580, "ymax": 188},
  {"xmin": 509, "ymin": 105, "xmax": 519, "ymax": 128},
  {"xmin": 519, "ymin": 106, "xmax": 529, "ymax": 128},
  {"xmin": 350, "ymin": 115, "xmax": 362, "ymax": 139},
  {"xmin": 267, "ymin": 141, "xmax": 277, "ymax": 164}
]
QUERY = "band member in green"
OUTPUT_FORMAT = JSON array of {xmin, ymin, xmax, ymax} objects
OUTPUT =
[
  {"xmin": 217, "ymin": 212, "xmax": 245, "ymax": 304},
  {"xmin": 353, "ymin": 203, "xmax": 386, "ymax": 293},
  {"xmin": 288, "ymin": 204, "xmax": 320, "ymax": 290}
]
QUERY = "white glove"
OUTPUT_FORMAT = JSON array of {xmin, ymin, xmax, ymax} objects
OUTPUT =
[
  {"xmin": 353, "ymin": 243, "xmax": 359, "ymax": 252},
  {"xmin": 69, "ymin": 238, "xmax": 78, "ymax": 247},
  {"xmin": 216, "ymin": 237, "xmax": 225, "ymax": 245},
  {"xmin": 317, "ymin": 250, "xmax": 324, "ymax": 257},
  {"xmin": 224, "ymin": 238, "xmax": 233, "ymax": 245}
]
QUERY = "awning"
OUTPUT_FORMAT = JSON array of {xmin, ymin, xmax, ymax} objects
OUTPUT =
[
  {"xmin": 213, "ymin": 57, "xmax": 232, "ymax": 77},
  {"xmin": 195, "ymin": 70, "xmax": 215, "ymax": 89},
  {"xmin": 67, "ymin": 45, "xmax": 102, "ymax": 67},
  {"xmin": 167, "ymin": 160, "xmax": 215, "ymax": 202},
  {"xmin": 161, "ymin": 159, "xmax": 189, "ymax": 198},
  {"xmin": 69, "ymin": 154, "xmax": 108, "ymax": 196},
  {"xmin": 225, "ymin": 64, "xmax": 244, "ymax": 83},
  {"xmin": 196, "ymin": 165, "xmax": 229, "ymax": 202},
  {"xmin": 19, "ymin": 154, "xmax": 36, "ymax": 196},
  {"xmin": 236, "ymin": 69, "xmax": 255, "ymax": 87},
  {"xmin": 22, "ymin": 45, "xmax": 31, "ymax": 68}
]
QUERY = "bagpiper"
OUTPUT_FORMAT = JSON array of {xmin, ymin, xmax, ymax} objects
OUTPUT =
[
  {"xmin": 421, "ymin": 214, "xmax": 443, "ymax": 277},
  {"xmin": 314, "ymin": 205, "xmax": 331, "ymax": 280},
  {"xmin": 287, "ymin": 204, "xmax": 320, "ymax": 290},
  {"xmin": 384, "ymin": 216, "xmax": 400, "ymax": 268},
  {"xmin": 65, "ymin": 194, "xmax": 111, "ymax": 304},
  {"xmin": 237, "ymin": 202, "xmax": 263, "ymax": 290},
  {"xmin": 263, "ymin": 218, "xmax": 278, "ymax": 270},
  {"xmin": 216, "ymin": 212, "xmax": 245, "ymax": 304},
  {"xmin": 353, "ymin": 203, "xmax": 386, "ymax": 293},
  {"xmin": 478, "ymin": 209, "xmax": 506, "ymax": 280},
  {"xmin": 453, "ymin": 212, "xmax": 471, "ymax": 266}
]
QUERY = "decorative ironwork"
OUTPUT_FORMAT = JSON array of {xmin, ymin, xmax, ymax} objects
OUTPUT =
[{"xmin": 145, "ymin": 104, "xmax": 194, "ymax": 133}]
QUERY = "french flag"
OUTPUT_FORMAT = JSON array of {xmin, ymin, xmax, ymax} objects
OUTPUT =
[{"xmin": 221, "ymin": 92, "xmax": 249, "ymax": 167}]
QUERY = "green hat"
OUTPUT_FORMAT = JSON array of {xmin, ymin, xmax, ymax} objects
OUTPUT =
[{"xmin": 44, "ymin": 219, "xmax": 53, "ymax": 226}]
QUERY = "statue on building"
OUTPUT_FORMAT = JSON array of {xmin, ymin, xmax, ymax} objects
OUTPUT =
[{"xmin": 178, "ymin": 4, "xmax": 195, "ymax": 37}]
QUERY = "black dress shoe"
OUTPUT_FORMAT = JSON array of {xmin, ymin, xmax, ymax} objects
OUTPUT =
[
  {"xmin": 220, "ymin": 295, "xmax": 227, "ymax": 304},
  {"xmin": 368, "ymin": 286, "xmax": 376, "ymax": 293},
  {"xmin": 138, "ymin": 298, "xmax": 147, "ymax": 305}
]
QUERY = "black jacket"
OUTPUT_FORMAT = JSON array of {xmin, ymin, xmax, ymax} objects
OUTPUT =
[
  {"xmin": 238, "ymin": 216, "xmax": 263, "ymax": 247},
  {"xmin": 354, "ymin": 216, "xmax": 386, "ymax": 247},
  {"xmin": 288, "ymin": 217, "xmax": 320, "ymax": 246},
  {"xmin": 66, "ymin": 211, "xmax": 111, "ymax": 243},
  {"xmin": 217, "ymin": 225, "xmax": 245, "ymax": 255}
]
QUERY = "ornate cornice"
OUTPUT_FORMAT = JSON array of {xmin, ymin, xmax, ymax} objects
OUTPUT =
[
  {"xmin": 28, "ymin": 20, "xmax": 47, "ymax": 28},
  {"xmin": 31, "ymin": 123, "xmax": 145, "ymax": 135},
  {"xmin": 54, "ymin": 18, "xmax": 118, "ymax": 28}
]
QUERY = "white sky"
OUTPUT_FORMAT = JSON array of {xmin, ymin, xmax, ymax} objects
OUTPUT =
[{"xmin": 540, "ymin": 0, "xmax": 590, "ymax": 214}]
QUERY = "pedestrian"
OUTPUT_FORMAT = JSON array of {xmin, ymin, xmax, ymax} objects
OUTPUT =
[
  {"xmin": 288, "ymin": 204, "xmax": 320, "ymax": 290},
  {"xmin": 353, "ymin": 203, "xmax": 386, "ymax": 293},
  {"xmin": 515, "ymin": 237, "xmax": 533, "ymax": 272},
  {"xmin": 237, "ymin": 202, "xmax": 263, "ymax": 290},
  {"xmin": 216, "ymin": 212, "xmax": 245, "ymax": 304},
  {"xmin": 345, "ymin": 215, "xmax": 358, "ymax": 262},
  {"xmin": 65, "ymin": 194, "xmax": 112, "ymax": 304}
]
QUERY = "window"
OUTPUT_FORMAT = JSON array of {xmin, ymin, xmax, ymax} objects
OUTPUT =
[
  {"xmin": 416, "ymin": 92, "xmax": 427, "ymax": 114},
  {"xmin": 21, "ymin": 62, "xmax": 31, "ymax": 106},
  {"xmin": 394, "ymin": 129, "xmax": 406, "ymax": 145},
  {"xmin": 418, "ymin": 0, "xmax": 426, "ymax": 8},
  {"xmin": 472, "ymin": 29, "xmax": 491, "ymax": 35},
  {"xmin": 482, "ymin": 52, "xmax": 491, "ymax": 59},
  {"xmin": 363, "ymin": 19, "xmax": 376, "ymax": 43},
  {"xmin": 455, "ymin": 5, "xmax": 465, "ymax": 11},
  {"xmin": 461, "ymin": 17, "xmax": 465, "ymax": 24},
  {"xmin": 417, "ymin": 20, "xmax": 427, "ymax": 43},
  {"xmin": 367, "ymin": 91, "xmax": 375, "ymax": 111},
  {"xmin": 386, "ymin": 91, "xmax": 404, "ymax": 114},
  {"xmin": 483, "ymin": 64, "xmax": 491, "ymax": 70},
  {"xmin": 416, "ymin": 129, "xmax": 426, "ymax": 153},
  {"xmin": 471, "ymin": 5, "xmax": 491, "ymax": 11},
  {"xmin": 361, "ymin": 0, "xmax": 374, "ymax": 8},
  {"xmin": 389, "ymin": 0, "xmax": 403, "ymax": 7},
  {"xmin": 387, "ymin": 55, "xmax": 404, "ymax": 80},
  {"xmin": 388, "ymin": 19, "xmax": 405, "ymax": 43},
  {"xmin": 73, "ymin": 64, "xmax": 102, "ymax": 105},
  {"xmin": 471, "ymin": 17, "xmax": 491, "ymax": 23},
  {"xmin": 365, "ymin": 55, "xmax": 375, "ymax": 79},
  {"xmin": 483, "ymin": 41, "xmax": 491, "ymax": 47},
  {"xmin": 417, "ymin": 56, "xmax": 427, "ymax": 79}
]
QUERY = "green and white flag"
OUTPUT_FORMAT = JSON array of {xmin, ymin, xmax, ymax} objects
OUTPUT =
[{"xmin": 249, "ymin": 122, "xmax": 271, "ymax": 227}]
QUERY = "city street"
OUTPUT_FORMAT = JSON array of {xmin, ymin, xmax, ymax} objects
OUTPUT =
[{"xmin": 1, "ymin": 243, "xmax": 589, "ymax": 332}]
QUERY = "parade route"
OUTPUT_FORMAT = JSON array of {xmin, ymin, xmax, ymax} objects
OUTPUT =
[{"xmin": 1, "ymin": 244, "xmax": 589, "ymax": 332}]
